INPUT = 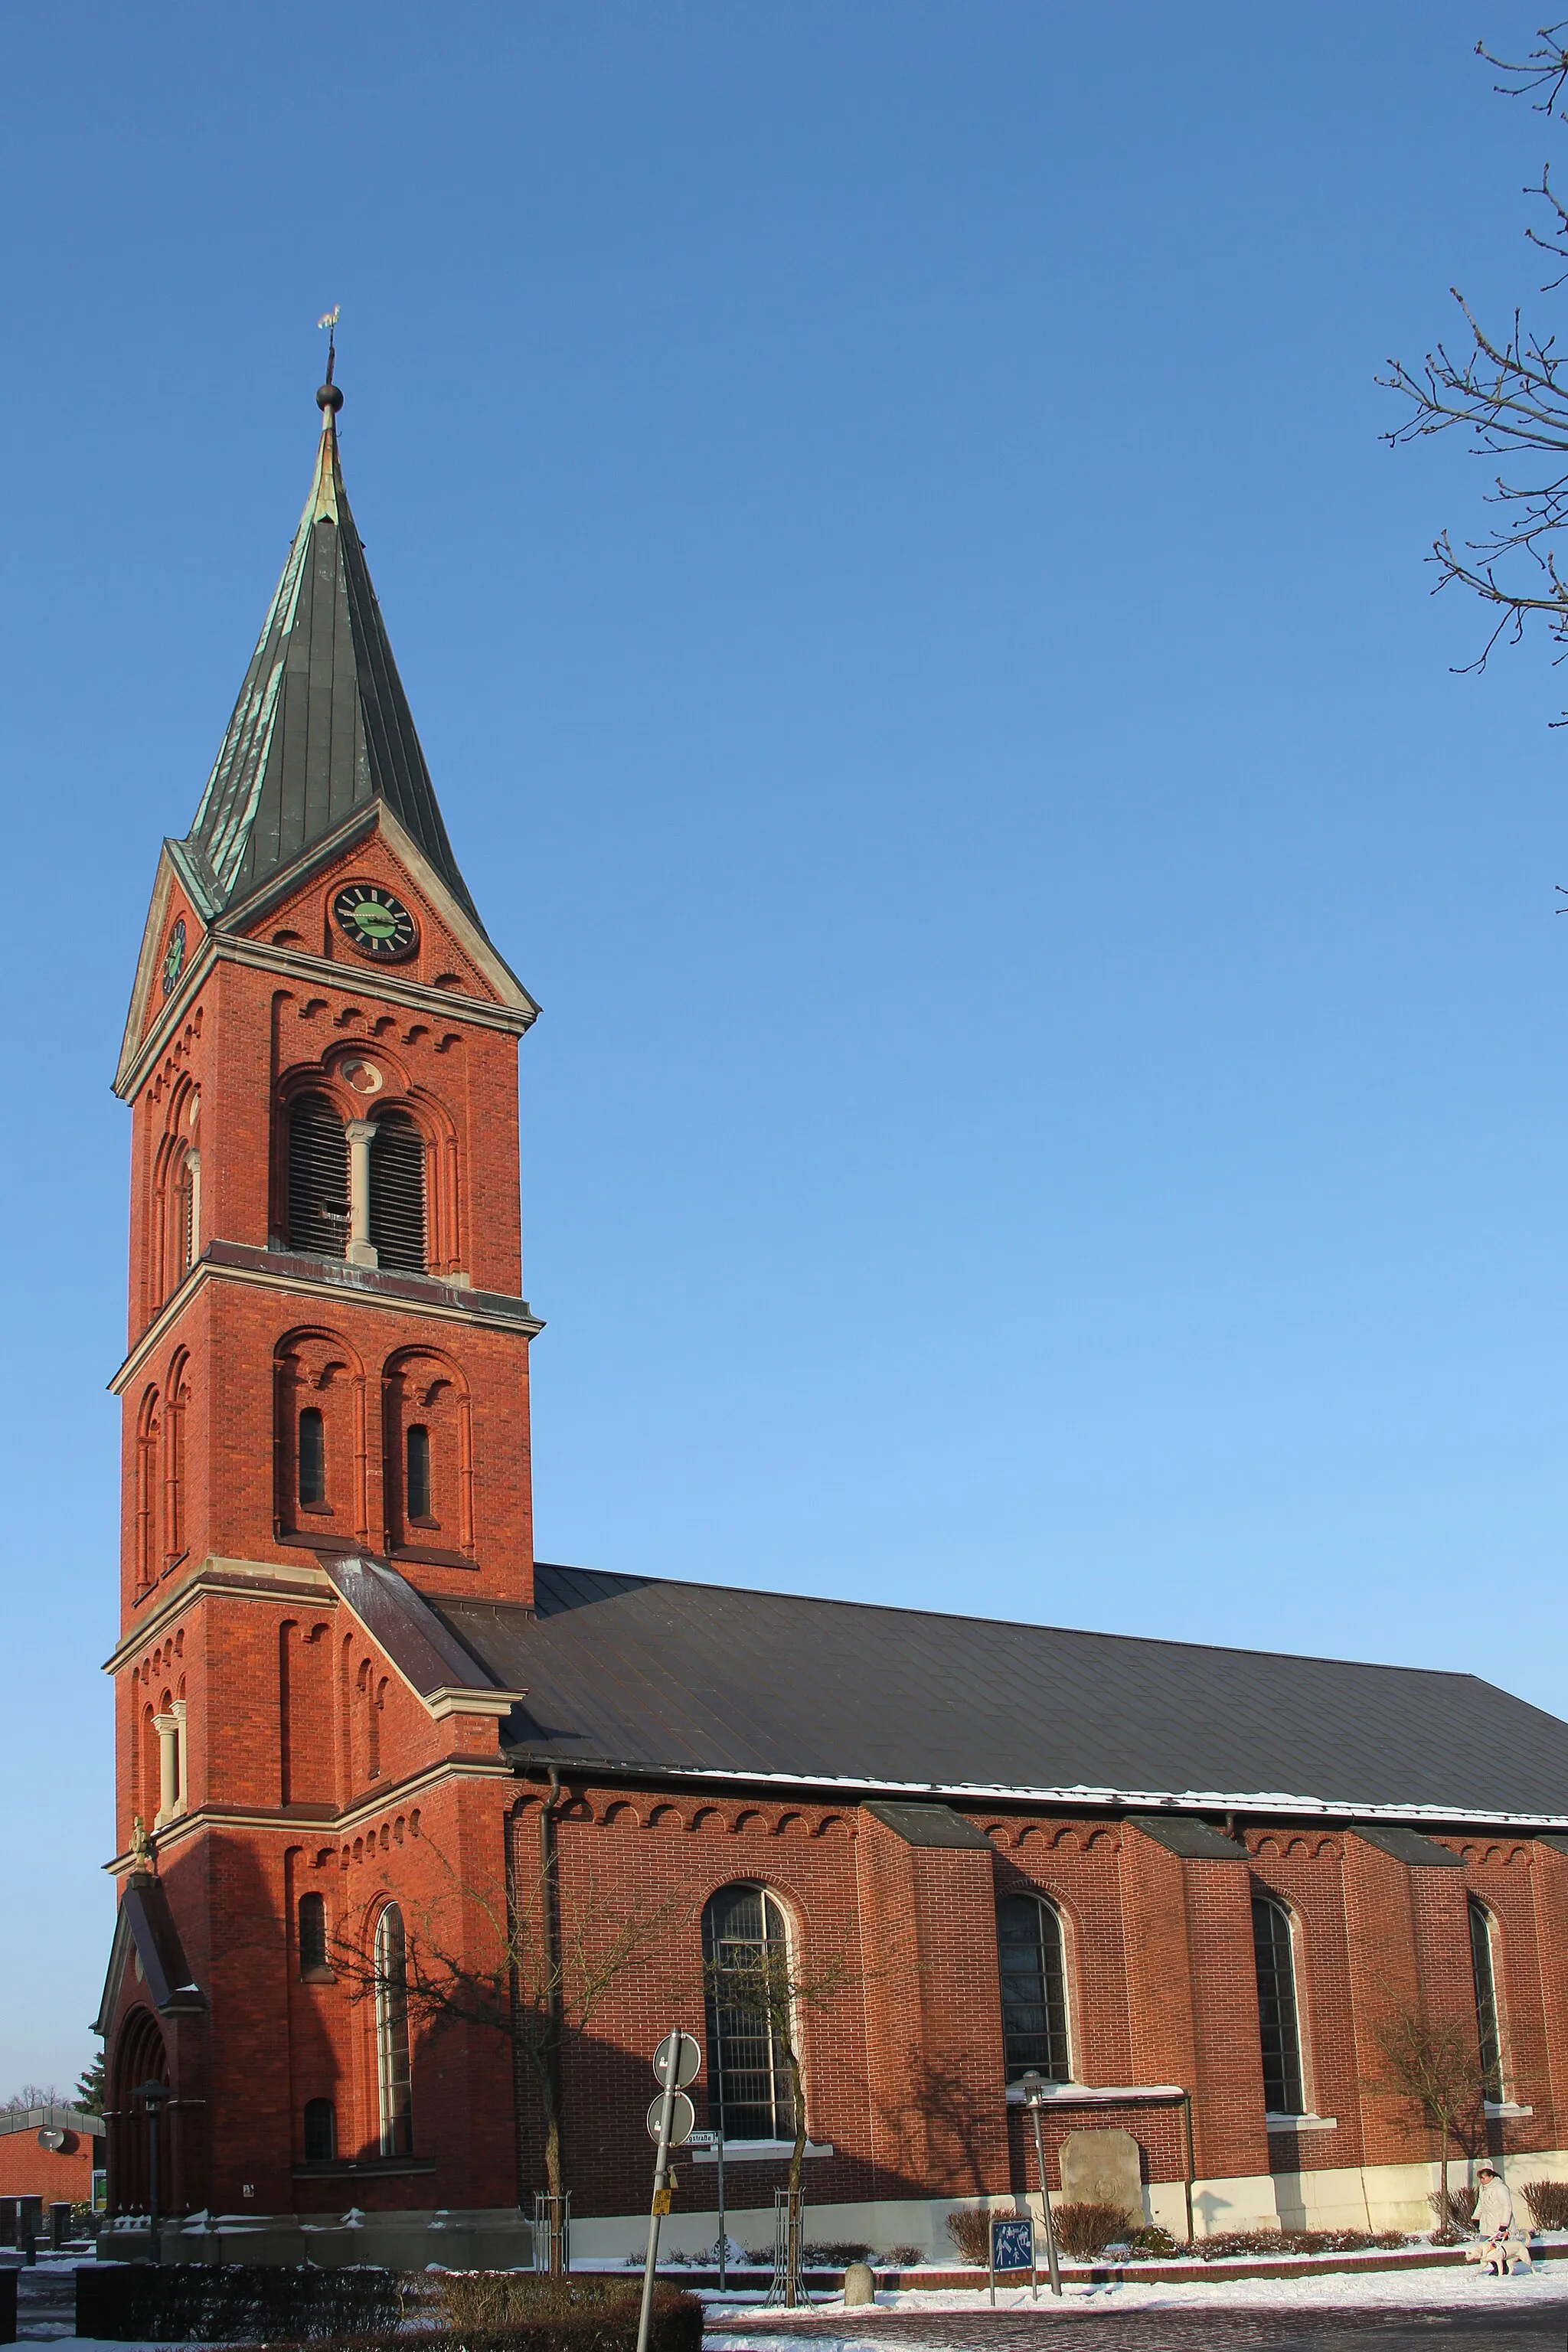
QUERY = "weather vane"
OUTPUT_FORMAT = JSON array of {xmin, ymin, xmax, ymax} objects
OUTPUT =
[{"xmin": 318, "ymin": 304, "xmax": 341, "ymax": 386}]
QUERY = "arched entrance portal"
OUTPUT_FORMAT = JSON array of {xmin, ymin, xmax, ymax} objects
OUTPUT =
[{"xmin": 108, "ymin": 2007, "xmax": 168, "ymax": 2214}]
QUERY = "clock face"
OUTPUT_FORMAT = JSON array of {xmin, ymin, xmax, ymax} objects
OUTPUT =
[
  {"xmin": 161, "ymin": 917, "xmax": 187, "ymax": 999},
  {"xmin": 333, "ymin": 883, "xmax": 418, "ymax": 961}
]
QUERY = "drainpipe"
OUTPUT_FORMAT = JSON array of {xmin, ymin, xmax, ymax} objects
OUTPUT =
[{"xmin": 1181, "ymin": 2092, "xmax": 1196, "ymax": 2245}]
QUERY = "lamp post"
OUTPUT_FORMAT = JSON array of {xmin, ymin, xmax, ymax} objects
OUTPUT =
[
  {"xmin": 132, "ymin": 2082, "xmax": 172, "ymax": 2265},
  {"xmin": 1016, "ymin": 2073, "xmax": 1062, "ymax": 2298}
]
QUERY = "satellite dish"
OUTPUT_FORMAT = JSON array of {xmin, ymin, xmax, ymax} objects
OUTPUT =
[{"xmin": 37, "ymin": 2129, "xmax": 66, "ymax": 2153}]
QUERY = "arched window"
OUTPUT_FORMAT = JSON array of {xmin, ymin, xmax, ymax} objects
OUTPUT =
[
  {"xmin": 369, "ymin": 1112, "xmax": 426, "ymax": 1273},
  {"xmin": 1252, "ymin": 1894, "xmax": 1305, "ymax": 2116},
  {"xmin": 134, "ymin": 1390, "xmax": 161, "ymax": 1594},
  {"xmin": 302, "ymin": 2097, "xmax": 336, "ymax": 2161},
  {"xmin": 374, "ymin": 1904, "xmax": 413, "ymax": 2156},
  {"xmin": 165, "ymin": 1366, "xmax": 188, "ymax": 1571},
  {"xmin": 702, "ymin": 1884, "xmax": 796, "ymax": 2142},
  {"xmin": 406, "ymin": 1425, "xmax": 432, "ymax": 1521},
  {"xmin": 298, "ymin": 1408, "xmax": 325, "ymax": 1508},
  {"xmin": 997, "ymin": 1893, "xmax": 1071, "ymax": 2082},
  {"xmin": 176, "ymin": 1154, "xmax": 194, "ymax": 1275},
  {"xmin": 1469, "ymin": 1897, "xmax": 1504, "ymax": 2101},
  {"xmin": 298, "ymin": 1891, "xmax": 328, "ymax": 1977},
  {"xmin": 287, "ymin": 1094, "xmax": 349, "ymax": 1259}
]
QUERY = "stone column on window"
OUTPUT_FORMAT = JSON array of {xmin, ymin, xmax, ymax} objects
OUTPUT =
[
  {"xmin": 345, "ymin": 1121, "xmax": 379, "ymax": 1268},
  {"xmin": 153, "ymin": 1713, "xmax": 180, "ymax": 1827},
  {"xmin": 186, "ymin": 1148, "xmax": 201, "ymax": 1266},
  {"xmin": 172, "ymin": 1698, "xmax": 188, "ymax": 1815}
]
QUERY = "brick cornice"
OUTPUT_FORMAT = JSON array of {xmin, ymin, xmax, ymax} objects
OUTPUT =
[
  {"xmin": 111, "ymin": 1245, "xmax": 543, "ymax": 1396},
  {"xmin": 105, "ymin": 1555, "xmax": 338, "ymax": 1672},
  {"xmin": 118, "ymin": 929, "xmax": 534, "ymax": 1102},
  {"xmin": 104, "ymin": 1752, "xmax": 516, "ymax": 1874}
]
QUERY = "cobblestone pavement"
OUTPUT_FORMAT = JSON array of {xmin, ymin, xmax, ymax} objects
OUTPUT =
[{"xmin": 709, "ymin": 2309, "xmax": 1568, "ymax": 2350}]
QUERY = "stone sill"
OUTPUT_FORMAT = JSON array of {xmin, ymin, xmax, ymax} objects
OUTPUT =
[
  {"xmin": 1485, "ymin": 2102, "xmax": 1534, "ymax": 2117},
  {"xmin": 292, "ymin": 2157, "xmax": 436, "ymax": 2177},
  {"xmin": 691, "ymin": 2141, "xmax": 833, "ymax": 2164},
  {"xmin": 1266, "ymin": 2114, "xmax": 1338, "ymax": 2133}
]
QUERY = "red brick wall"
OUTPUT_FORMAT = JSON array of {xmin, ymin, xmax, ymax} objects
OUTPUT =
[{"xmin": 0, "ymin": 2132, "xmax": 98, "ymax": 2203}]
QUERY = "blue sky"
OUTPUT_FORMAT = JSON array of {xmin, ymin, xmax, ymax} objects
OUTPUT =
[{"xmin": 2, "ymin": 3, "xmax": 1566, "ymax": 2087}]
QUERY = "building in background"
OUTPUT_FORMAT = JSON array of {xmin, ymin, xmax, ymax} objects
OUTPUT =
[
  {"xmin": 96, "ymin": 376, "xmax": 1568, "ymax": 2265},
  {"xmin": 0, "ymin": 2107, "xmax": 104, "ymax": 2210}
]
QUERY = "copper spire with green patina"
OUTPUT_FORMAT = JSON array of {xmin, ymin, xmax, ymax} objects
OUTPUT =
[{"xmin": 182, "ymin": 363, "xmax": 483, "ymax": 933}]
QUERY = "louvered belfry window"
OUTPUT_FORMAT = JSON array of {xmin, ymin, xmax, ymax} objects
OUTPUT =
[
  {"xmin": 370, "ymin": 1112, "xmax": 426, "ymax": 1273},
  {"xmin": 287, "ymin": 1094, "xmax": 349, "ymax": 1259}
]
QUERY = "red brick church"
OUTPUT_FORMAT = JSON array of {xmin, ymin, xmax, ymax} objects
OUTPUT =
[{"xmin": 98, "ymin": 369, "xmax": 1568, "ymax": 2265}]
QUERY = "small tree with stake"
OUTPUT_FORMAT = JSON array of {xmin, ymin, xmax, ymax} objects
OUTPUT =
[
  {"xmin": 699, "ymin": 1914, "xmax": 889, "ymax": 2308},
  {"xmin": 335, "ymin": 1822, "xmax": 691, "ymax": 2274},
  {"xmin": 1367, "ymin": 2004, "xmax": 1487, "ymax": 2224},
  {"xmin": 1382, "ymin": 21, "xmax": 1568, "ymax": 714}
]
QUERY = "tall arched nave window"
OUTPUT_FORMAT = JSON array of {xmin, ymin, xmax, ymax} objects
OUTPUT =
[{"xmin": 701, "ymin": 1883, "xmax": 796, "ymax": 2143}]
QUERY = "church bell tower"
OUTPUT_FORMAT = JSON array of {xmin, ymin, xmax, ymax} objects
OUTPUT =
[{"xmin": 97, "ymin": 364, "xmax": 541, "ymax": 2225}]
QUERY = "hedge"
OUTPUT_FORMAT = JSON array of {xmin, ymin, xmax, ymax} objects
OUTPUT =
[{"xmin": 75, "ymin": 2267, "xmax": 701, "ymax": 2352}]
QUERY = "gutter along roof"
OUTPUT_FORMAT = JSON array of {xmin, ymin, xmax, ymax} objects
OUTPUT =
[{"xmin": 425, "ymin": 1562, "xmax": 1568, "ymax": 1828}]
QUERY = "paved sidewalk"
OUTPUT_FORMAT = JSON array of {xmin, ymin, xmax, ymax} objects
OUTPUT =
[{"xmin": 709, "ymin": 2308, "xmax": 1568, "ymax": 2350}]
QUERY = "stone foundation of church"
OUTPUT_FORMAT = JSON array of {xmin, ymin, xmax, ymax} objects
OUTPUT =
[{"xmin": 98, "ymin": 2148, "xmax": 1568, "ymax": 2268}]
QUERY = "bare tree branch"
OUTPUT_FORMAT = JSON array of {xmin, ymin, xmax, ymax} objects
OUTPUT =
[
  {"xmin": 333, "ymin": 1822, "xmax": 692, "ymax": 2264},
  {"xmin": 1380, "ymin": 22, "xmax": 1568, "ymax": 714}
]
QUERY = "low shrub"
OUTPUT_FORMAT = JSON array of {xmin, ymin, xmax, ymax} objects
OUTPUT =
[
  {"xmin": 433, "ymin": 2278, "xmax": 662, "ymax": 2332},
  {"xmin": 77, "ymin": 2264, "xmax": 408, "ymax": 2344},
  {"xmin": 1052, "ymin": 2203, "xmax": 1140, "ymax": 2261},
  {"xmin": 1431, "ymin": 2185, "xmax": 1478, "ymax": 2235},
  {"xmin": 1119, "ymin": 2226, "xmax": 1177, "ymax": 2257},
  {"xmin": 880, "ymin": 2246, "xmax": 923, "ymax": 2268},
  {"xmin": 802, "ymin": 2243, "xmax": 870, "ymax": 2267},
  {"xmin": 218, "ymin": 2311, "xmax": 701, "ymax": 2352},
  {"xmin": 943, "ymin": 2210, "xmax": 991, "ymax": 2265},
  {"xmin": 78, "ymin": 2269, "xmax": 701, "ymax": 2352},
  {"xmin": 1178, "ymin": 2228, "xmax": 1410, "ymax": 2262},
  {"xmin": 1520, "ymin": 2178, "xmax": 1568, "ymax": 2230}
]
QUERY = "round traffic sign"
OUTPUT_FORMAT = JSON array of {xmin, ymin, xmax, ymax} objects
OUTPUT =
[
  {"xmin": 652, "ymin": 2030, "xmax": 701, "ymax": 2089},
  {"xmin": 647, "ymin": 2090, "xmax": 696, "ymax": 2146}
]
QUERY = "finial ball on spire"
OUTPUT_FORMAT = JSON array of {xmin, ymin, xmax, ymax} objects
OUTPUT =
[{"xmin": 317, "ymin": 382, "xmax": 345, "ymax": 413}]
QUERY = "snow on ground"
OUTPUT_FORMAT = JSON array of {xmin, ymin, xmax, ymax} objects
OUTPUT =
[{"xmin": 704, "ymin": 2256, "xmax": 1568, "ymax": 2328}]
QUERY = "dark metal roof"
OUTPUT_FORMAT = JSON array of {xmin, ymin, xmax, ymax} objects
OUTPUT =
[
  {"xmin": 182, "ymin": 392, "xmax": 483, "ymax": 933},
  {"xmin": 1349, "ymin": 1823, "xmax": 1465, "ymax": 1868},
  {"xmin": 434, "ymin": 1563, "xmax": 1568, "ymax": 1826},
  {"xmin": 323, "ymin": 1555, "xmax": 509, "ymax": 1700}
]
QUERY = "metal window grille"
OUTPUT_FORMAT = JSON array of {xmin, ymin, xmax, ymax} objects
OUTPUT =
[
  {"xmin": 298, "ymin": 1893, "xmax": 328, "ymax": 1974},
  {"xmin": 1469, "ymin": 1897, "xmax": 1504, "ymax": 2102},
  {"xmin": 998, "ymin": 1893, "xmax": 1071, "ymax": 2082},
  {"xmin": 298, "ymin": 1408, "xmax": 325, "ymax": 1507},
  {"xmin": 370, "ymin": 1112, "xmax": 426, "ymax": 1272},
  {"xmin": 375, "ymin": 1905, "xmax": 413, "ymax": 2155},
  {"xmin": 703, "ymin": 1884, "xmax": 796, "ymax": 2141},
  {"xmin": 407, "ymin": 1423, "xmax": 431, "ymax": 1519},
  {"xmin": 302, "ymin": 2098, "xmax": 336, "ymax": 2161},
  {"xmin": 286, "ymin": 1094, "xmax": 349, "ymax": 1258},
  {"xmin": 1252, "ymin": 1895, "xmax": 1305, "ymax": 2115}
]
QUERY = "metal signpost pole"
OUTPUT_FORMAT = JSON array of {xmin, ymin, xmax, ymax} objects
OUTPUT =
[
  {"xmin": 1018, "ymin": 2076, "xmax": 1061, "ymax": 2299},
  {"xmin": 635, "ymin": 2032, "xmax": 700, "ymax": 2352}
]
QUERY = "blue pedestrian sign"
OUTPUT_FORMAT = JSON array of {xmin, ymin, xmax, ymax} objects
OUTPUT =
[
  {"xmin": 991, "ymin": 2219, "xmax": 1034, "ymax": 2272},
  {"xmin": 988, "ymin": 2216, "xmax": 1037, "ymax": 2302}
]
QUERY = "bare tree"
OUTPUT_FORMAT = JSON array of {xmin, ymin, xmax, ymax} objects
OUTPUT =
[
  {"xmin": 335, "ymin": 1824, "xmax": 691, "ymax": 2271},
  {"xmin": 1366, "ymin": 2003, "xmax": 1487, "ymax": 2205},
  {"xmin": 1380, "ymin": 21, "xmax": 1568, "ymax": 707},
  {"xmin": 700, "ymin": 1924, "xmax": 910, "ymax": 2306}
]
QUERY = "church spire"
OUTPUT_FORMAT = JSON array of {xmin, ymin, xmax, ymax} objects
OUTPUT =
[{"xmin": 181, "ymin": 371, "xmax": 485, "ymax": 934}]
